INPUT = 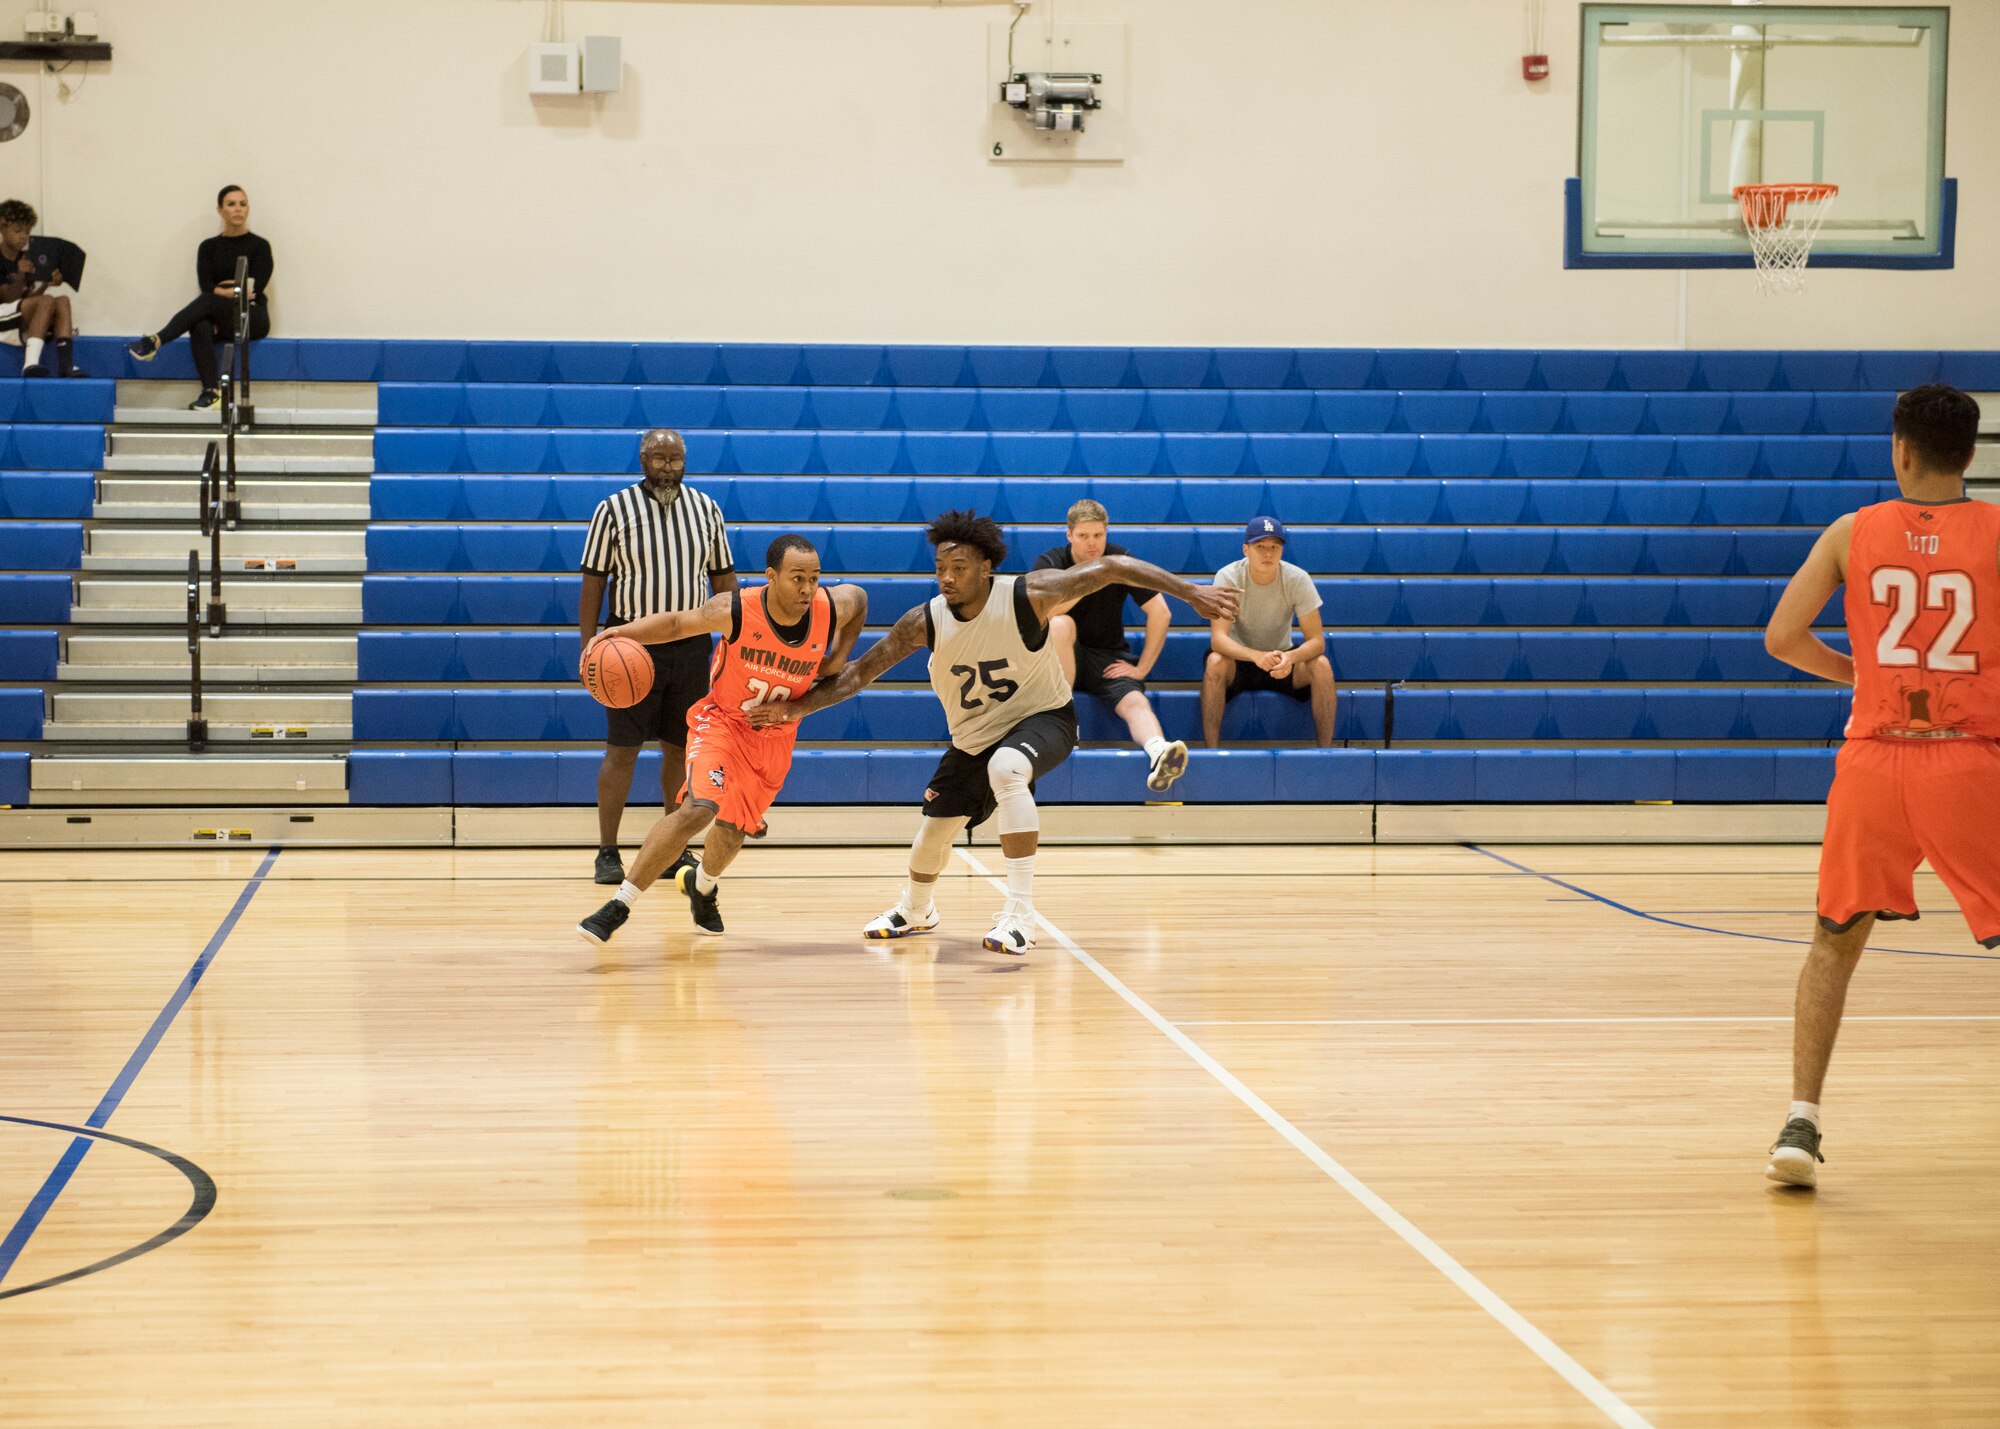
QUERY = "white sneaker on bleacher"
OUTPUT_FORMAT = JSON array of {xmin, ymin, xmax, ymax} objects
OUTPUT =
[
  {"xmin": 1146, "ymin": 740, "xmax": 1189, "ymax": 793},
  {"xmin": 863, "ymin": 902, "xmax": 938, "ymax": 940}
]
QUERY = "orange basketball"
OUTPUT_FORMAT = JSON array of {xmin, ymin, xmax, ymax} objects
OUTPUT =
[{"xmin": 581, "ymin": 635, "xmax": 655, "ymax": 709}]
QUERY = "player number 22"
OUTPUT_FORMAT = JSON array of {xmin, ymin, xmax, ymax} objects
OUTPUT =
[
  {"xmin": 741, "ymin": 678, "xmax": 792, "ymax": 710},
  {"xmin": 1871, "ymin": 567, "xmax": 1978, "ymax": 673},
  {"xmin": 950, "ymin": 660, "xmax": 1019, "ymax": 711}
]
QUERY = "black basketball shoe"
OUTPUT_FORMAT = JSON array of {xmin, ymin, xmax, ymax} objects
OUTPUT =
[
  {"xmin": 577, "ymin": 898, "xmax": 631, "ymax": 947},
  {"xmin": 593, "ymin": 846, "xmax": 624, "ymax": 885},
  {"xmin": 676, "ymin": 863, "xmax": 724, "ymax": 934}
]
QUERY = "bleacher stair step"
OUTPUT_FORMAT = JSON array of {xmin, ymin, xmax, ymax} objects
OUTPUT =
[
  {"xmin": 113, "ymin": 379, "xmax": 378, "ymax": 428},
  {"xmin": 96, "ymin": 476, "xmax": 370, "ymax": 522},
  {"xmin": 71, "ymin": 575, "xmax": 361, "ymax": 625},
  {"xmin": 28, "ymin": 754, "xmax": 348, "ymax": 805},
  {"xmin": 59, "ymin": 633, "xmax": 358, "ymax": 683},
  {"xmin": 44, "ymin": 690, "xmax": 353, "ymax": 743}
]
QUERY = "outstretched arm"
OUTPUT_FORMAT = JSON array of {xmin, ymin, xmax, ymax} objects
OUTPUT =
[
  {"xmin": 592, "ymin": 592, "xmax": 735, "ymax": 649},
  {"xmin": 1027, "ymin": 553, "xmax": 1238, "ymax": 625},
  {"xmin": 1765, "ymin": 515, "xmax": 1854, "ymax": 685},
  {"xmin": 816, "ymin": 583, "xmax": 870, "ymax": 681},
  {"xmin": 748, "ymin": 602, "xmax": 925, "ymax": 727}
]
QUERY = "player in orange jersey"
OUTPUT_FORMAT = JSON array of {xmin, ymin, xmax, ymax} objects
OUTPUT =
[
  {"xmin": 577, "ymin": 534, "xmax": 866, "ymax": 943},
  {"xmin": 1761, "ymin": 384, "xmax": 1995, "ymax": 1187}
]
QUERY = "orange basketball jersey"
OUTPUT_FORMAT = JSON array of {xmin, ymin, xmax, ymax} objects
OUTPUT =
[
  {"xmin": 1844, "ymin": 498, "xmax": 2000, "ymax": 739},
  {"xmin": 706, "ymin": 586, "xmax": 834, "ymax": 733}
]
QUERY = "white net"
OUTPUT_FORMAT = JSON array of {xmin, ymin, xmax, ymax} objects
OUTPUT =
[{"xmin": 1733, "ymin": 183, "xmax": 1838, "ymax": 295}]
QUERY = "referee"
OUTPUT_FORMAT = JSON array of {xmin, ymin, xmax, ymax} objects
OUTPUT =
[{"xmin": 580, "ymin": 428, "xmax": 738, "ymax": 883}]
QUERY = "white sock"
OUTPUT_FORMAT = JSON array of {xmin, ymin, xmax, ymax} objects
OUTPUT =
[
  {"xmin": 1143, "ymin": 736, "xmax": 1169, "ymax": 761},
  {"xmin": 695, "ymin": 866, "xmax": 720, "ymax": 895},
  {"xmin": 23, "ymin": 337, "xmax": 43, "ymax": 368},
  {"xmin": 903, "ymin": 875, "xmax": 936, "ymax": 913},
  {"xmin": 614, "ymin": 879, "xmax": 642, "ymax": 908},
  {"xmin": 1789, "ymin": 1100, "xmax": 1821, "ymax": 1131},
  {"xmin": 1004, "ymin": 854, "xmax": 1036, "ymax": 916}
]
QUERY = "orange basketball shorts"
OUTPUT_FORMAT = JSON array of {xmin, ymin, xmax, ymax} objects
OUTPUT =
[
  {"xmin": 676, "ymin": 698, "xmax": 797, "ymax": 837},
  {"xmin": 1817, "ymin": 736, "xmax": 2000, "ymax": 947}
]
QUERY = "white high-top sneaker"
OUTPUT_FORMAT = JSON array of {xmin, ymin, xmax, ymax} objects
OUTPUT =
[
  {"xmin": 862, "ymin": 901, "xmax": 939, "ymax": 940},
  {"xmin": 981, "ymin": 902, "xmax": 1037, "ymax": 956}
]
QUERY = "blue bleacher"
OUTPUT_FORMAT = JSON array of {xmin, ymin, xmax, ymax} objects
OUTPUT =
[
  {"xmin": 0, "ymin": 472, "xmax": 96, "ymax": 518},
  {"xmin": 375, "ymin": 383, "xmax": 1905, "ymax": 439},
  {"xmin": 366, "ymin": 474, "xmax": 1897, "ymax": 526},
  {"xmin": 12, "ymin": 336, "xmax": 1944, "ymax": 811},
  {"xmin": 358, "ymin": 520, "xmax": 1819, "ymax": 577},
  {"xmin": 61, "ymin": 337, "xmax": 1997, "ymax": 392},
  {"xmin": 358, "ymin": 575, "xmax": 1837, "ymax": 633},
  {"xmin": 345, "ymin": 747, "xmax": 1834, "ymax": 807},
  {"xmin": 369, "ymin": 426, "xmax": 1894, "ymax": 480}
]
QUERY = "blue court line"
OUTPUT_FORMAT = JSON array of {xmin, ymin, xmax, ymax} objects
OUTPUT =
[
  {"xmin": 0, "ymin": 847, "xmax": 281, "ymax": 1290},
  {"xmin": 1465, "ymin": 844, "xmax": 1999, "ymax": 963}
]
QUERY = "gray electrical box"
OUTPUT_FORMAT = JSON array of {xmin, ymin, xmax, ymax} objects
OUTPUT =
[{"xmin": 581, "ymin": 35, "xmax": 621, "ymax": 93}]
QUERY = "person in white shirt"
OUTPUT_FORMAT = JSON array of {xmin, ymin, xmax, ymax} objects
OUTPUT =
[{"xmin": 1202, "ymin": 515, "xmax": 1336, "ymax": 747}]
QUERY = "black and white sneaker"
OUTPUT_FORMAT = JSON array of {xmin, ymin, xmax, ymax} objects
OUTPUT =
[
  {"xmin": 126, "ymin": 335, "xmax": 161, "ymax": 362},
  {"xmin": 189, "ymin": 388, "xmax": 220, "ymax": 411},
  {"xmin": 593, "ymin": 846, "xmax": 624, "ymax": 885},
  {"xmin": 862, "ymin": 902, "xmax": 938, "ymax": 940},
  {"xmin": 676, "ymin": 864, "xmax": 724, "ymax": 933},
  {"xmin": 981, "ymin": 908, "xmax": 1036, "ymax": 956},
  {"xmin": 577, "ymin": 898, "xmax": 631, "ymax": 947},
  {"xmin": 21, "ymin": 363, "xmax": 47, "ymax": 378},
  {"xmin": 1766, "ymin": 1118, "xmax": 1824, "ymax": 1188}
]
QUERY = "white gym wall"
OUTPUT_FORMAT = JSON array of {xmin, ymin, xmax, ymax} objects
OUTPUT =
[{"xmin": 2, "ymin": 0, "xmax": 1994, "ymax": 347}]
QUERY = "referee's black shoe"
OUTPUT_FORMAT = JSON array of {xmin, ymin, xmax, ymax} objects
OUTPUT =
[{"xmin": 593, "ymin": 846, "xmax": 624, "ymax": 884}]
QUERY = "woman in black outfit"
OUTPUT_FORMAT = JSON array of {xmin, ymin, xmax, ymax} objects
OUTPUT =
[{"xmin": 126, "ymin": 185, "xmax": 273, "ymax": 410}]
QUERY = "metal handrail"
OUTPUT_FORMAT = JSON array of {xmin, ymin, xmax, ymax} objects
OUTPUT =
[
  {"xmin": 199, "ymin": 440, "xmax": 226, "ymax": 636},
  {"xmin": 186, "ymin": 549, "xmax": 207, "ymax": 753},
  {"xmin": 222, "ymin": 253, "xmax": 254, "ymax": 438}
]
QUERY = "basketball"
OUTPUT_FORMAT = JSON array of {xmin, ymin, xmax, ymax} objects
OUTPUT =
[{"xmin": 581, "ymin": 635, "xmax": 654, "ymax": 708}]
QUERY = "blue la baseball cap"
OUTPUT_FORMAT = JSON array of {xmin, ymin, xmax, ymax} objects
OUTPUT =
[{"xmin": 1243, "ymin": 515, "xmax": 1288, "ymax": 544}]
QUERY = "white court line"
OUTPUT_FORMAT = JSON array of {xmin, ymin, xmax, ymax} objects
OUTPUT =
[
  {"xmin": 1177, "ymin": 1015, "xmax": 2000, "ymax": 1027},
  {"xmin": 955, "ymin": 848, "xmax": 1653, "ymax": 1429}
]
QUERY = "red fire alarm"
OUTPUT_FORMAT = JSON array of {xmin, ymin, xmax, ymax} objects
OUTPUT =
[{"xmin": 1523, "ymin": 54, "xmax": 1550, "ymax": 82}]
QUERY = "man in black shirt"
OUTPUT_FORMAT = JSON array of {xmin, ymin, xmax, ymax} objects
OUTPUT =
[
  {"xmin": 0, "ymin": 198, "xmax": 84, "ymax": 377},
  {"xmin": 126, "ymin": 185, "xmax": 274, "ymax": 410},
  {"xmin": 1031, "ymin": 499, "xmax": 1188, "ymax": 793}
]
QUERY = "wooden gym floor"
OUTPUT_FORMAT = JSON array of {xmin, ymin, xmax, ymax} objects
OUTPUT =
[{"xmin": 1, "ymin": 842, "xmax": 1996, "ymax": 1427}]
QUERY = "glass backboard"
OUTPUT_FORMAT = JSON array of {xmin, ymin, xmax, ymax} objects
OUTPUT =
[{"xmin": 1569, "ymin": 4, "xmax": 1953, "ymax": 268}]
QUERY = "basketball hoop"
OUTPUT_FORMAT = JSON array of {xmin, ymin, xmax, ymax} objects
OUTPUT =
[{"xmin": 1733, "ymin": 183, "xmax": 1838, "ymax": 294}]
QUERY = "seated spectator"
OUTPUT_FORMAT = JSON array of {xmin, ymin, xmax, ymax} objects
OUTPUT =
[
  {"xmin": 1203, "ymin": 515, "xmax": 1336, "ymax": 748},
  {"xmin": 126, "ymin": 185, "xmax": 273, "ymax": 410},
  {"xmin": 0, "ymin": 199, "xmax": 85, "ymax": 377},
  {"xmin": 1032, "ymin": 499, "xmax": 1189, "ymax": 793}
]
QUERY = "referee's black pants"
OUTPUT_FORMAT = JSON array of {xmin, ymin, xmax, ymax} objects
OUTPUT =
[{"xmin": 156, "ymin": 294, "xmax": 271, "ymax": 391}]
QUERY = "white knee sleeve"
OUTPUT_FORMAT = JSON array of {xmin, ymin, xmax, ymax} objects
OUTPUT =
[
  {"xmin": 909, "ymin": 813, "xmax": 966, "ymax": 876},
  {"xmin": 987, "ymin": 746, "xmax": 1039, "ymax": 838}
]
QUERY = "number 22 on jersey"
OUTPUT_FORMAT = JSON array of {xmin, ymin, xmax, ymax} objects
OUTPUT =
[{"xmin": 1871, "ymin": 566, "xmax": 1979, "ymax": 672}]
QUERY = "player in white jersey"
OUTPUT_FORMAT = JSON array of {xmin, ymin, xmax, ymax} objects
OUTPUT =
[{"xmin": 750, "ymin": 509, "xmax": 1237, "ymax": 954}]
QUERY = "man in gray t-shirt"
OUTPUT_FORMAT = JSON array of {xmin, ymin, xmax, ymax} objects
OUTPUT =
[{"xmin": 1203, "ymin": 516, "xmax": 1336, "ymax": 747}]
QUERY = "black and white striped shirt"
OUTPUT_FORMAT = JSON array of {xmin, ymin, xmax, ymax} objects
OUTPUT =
[{"xmin": 579, "ymin": 483, "xmax": 734, "ymax": 622}]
